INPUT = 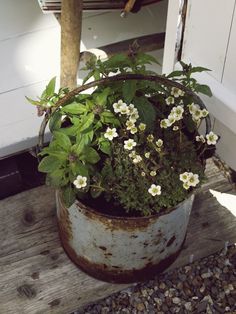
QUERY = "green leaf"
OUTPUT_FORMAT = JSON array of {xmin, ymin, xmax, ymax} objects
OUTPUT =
[
  {"xmin": 83, "ymin": 70, "xmax": 95, "ymax": 84},
  {"xmin": 95, "ymin": 87, "xmax": 111, "ymax": 106},
  {"xmin": 53, "ymin": 131, "xmax": 72, "ymax": 151},
  {"xmin": 25, "ymin": 96, "xmax": 41, "ymax": 106},
  {"xmin": 60, "ymin": 125, "xmax": 77, "ymax": 136},
  {"xmin": 105, "ymin": 53, "xmax": 130, "ymax": 68},
  {"xmin": 136, "ymin": 53, "xmax": 160, "ymax": 65},
  {"xmin": 39, "ymin": 147, "xmax": 68, "ymax": 160},
  {"xmin": 82, "ymin": 147, "xmax": 100, "ymax": 164},
  {"xmin": 61, "ymin": 186, "xmax": 76, "ymax": 207},
  {"xmin": 133, "ymin": 96, "xmax": 157, "ymax": 130},
  {"xmin": 70, "ymin": 160, "xmax": 88, "ymax": 176},
  {"xmin": 45, "ymin": 77, "xmax": 56, "ymax": 97},
  {"xmin": 62, "ymin": 102, "xmax": 87, "ymax": 114},
  {"xmin": 122, "ymin": 80, "xmax": 137, "ymax": 103},
  {"xmin": 78, "ymin": 113, "xmax": 95, "ymax": 132},
  {"xmin": 49, "ymin": 111, "xmax": 62, "ymax": 132},
  {"xmin": 166, "ymin": 71, "xmax": 183, "ymax": 78},
  {"xmin": 85, "ymin": 99, "xmax": 94, "ymax": 110},
  {"xmin": 100, "ymin": 111, "xmax": 120, "ymax": 126},
  {"xmin": 191, "ymin": 66, "xmax": 211, "ymax": 73},
  {"xmin": 195, "ymin": 84, "xmax": 212, "ymax": 97},
  {"xmin": 99, "ymin": 140, "xmax": 111, "ymax": 155},
  {"xmin": 47, "ymin": 169, "xmax": 68, "ymax": 187},
  {"xmin": 90, "ymin": 187, "xmax": 102, "ymax": 198},
  {"xmin": 38, "ymin": 156, "xmax": 63, "ymax": 173}
]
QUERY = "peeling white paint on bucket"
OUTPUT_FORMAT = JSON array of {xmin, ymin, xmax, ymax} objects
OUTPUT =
[{"xmin": 56, "ymin": 192, "xmax": 194, "ymax": 283}]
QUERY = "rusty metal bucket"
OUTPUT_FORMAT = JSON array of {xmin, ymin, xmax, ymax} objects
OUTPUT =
[{"xmin": 56, "ymin": 191, "xmax": 194, "ymax": 283}]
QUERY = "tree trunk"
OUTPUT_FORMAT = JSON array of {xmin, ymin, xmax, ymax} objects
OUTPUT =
[{"xmin": 60, "ymin": 0, "xmax": 83, "ymax": 89}]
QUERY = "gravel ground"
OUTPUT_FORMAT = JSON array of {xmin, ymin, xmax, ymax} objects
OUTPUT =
[{"xmin": 75, "ymin": 244, "xmax": 236, "ymax": 314}]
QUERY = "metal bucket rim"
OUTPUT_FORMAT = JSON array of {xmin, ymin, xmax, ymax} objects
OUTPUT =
[{"xmin": 58, "ymin": 190, "xmax": 195, "ymax": 222}]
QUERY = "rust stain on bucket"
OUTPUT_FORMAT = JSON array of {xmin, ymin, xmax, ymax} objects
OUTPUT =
[{"xmin": 56, "ymin": 192, "xmax": 194, "ymax": 283}]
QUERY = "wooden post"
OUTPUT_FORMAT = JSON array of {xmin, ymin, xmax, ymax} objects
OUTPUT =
[{"xmin": 60, "ymin": 0, "xmax": 83, "ymax": 89}]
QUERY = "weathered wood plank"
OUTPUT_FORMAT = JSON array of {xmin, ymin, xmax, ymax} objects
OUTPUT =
[{"xmin": 0, "ymin": 158, "xmax": 236, "ymax": 314}]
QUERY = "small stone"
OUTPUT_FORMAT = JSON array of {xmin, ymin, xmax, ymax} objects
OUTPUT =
[
  {"xmin": 136, "ymin": 302, "xmax": 145, "ymax": 311},
  {"xmin": 197, "ymin": 300, "xmax": 208, "ymax": 313},
  {"xmin": 184, "ymin": 302, "xmax": 192, "ymax": 311},
  {"xmin": 161, "ymin": 304, "xmax": 169, "ymax": 312},
  {"xmin": 223, "ymin": 267, "xmax": 229, "ymax": 273},
  {"xmin": 178, "ymin": 274, "xmax": 187, "ymax": 281},
  {"xmin": 201, "ymin": 272, "xmax": 212, "ymax": 279},
  {"xmin": 211, "ymin": 286, "xmax": 218, "ymax": 295},
  {"xmin": 185, "ymin": 266, "xmax": 191, "ymax": 273},
  {"xmin": 200, "ymin": 286, "xmax": 205, "ymax": 293},
  {"xmin": 213, "ymin": 303, "xmax": 225, "ymax": 313},
  {"xmin": 203, "ymin": 295, "xmax": 213, "ymax": 305},
  {"xmin": 101, "ymin": 306, "xmax": 109, "ymax": 314},
  {"xmin": 159, "ymin": 282, "xmax": 166, "ymax": 290},
  {"xmin": 227, "ymin": 283, "xmax": 234, "ymax": 291},
  {"xmin": 172, "ymin": 297, "xmax": 181, "ymax": 305},
  {"xmin": 154, "ymin": 297, "xmax": 162, "ymax": 305}
]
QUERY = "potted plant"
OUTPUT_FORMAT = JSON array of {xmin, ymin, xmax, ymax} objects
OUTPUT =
[{"xmin": 27, "ymin": 52, "xmax": 218, "ymax": 283}]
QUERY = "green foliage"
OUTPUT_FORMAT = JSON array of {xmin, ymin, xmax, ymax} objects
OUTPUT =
[{"xmin": 27, "ymin": 52, "xmax": 215, "ymax": 216}]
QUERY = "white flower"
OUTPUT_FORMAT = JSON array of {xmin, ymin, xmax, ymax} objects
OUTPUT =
[
  {"xmin": 113, "ymin": 99, "xmax": 124, "ymax": 113},
  {"xmin": 192, "ymin": 109, "xmax": 202, "ymax": 121},
  {"xmin": 130, "ymin": 127, "xmax": 138, "ymax": 134},
  {"xmin": 196, "ymin": 135, "xmax": 205, "ymax": 143},
  {"xmin": 133, "ymin": 155, "xmax": 142, "ymax": 164},
  {"xmin": 156, "ymin": 139, "xmax": 163, "ymax": 148},
  {"xmin": 128, "ymin": 103, "xmax": 135, "ymax": 110},
  {"xmin": 166, "ymin": 96, "xmax": 175, "ymax": 105},
  {"xmin": 141, "ymin": 171, "xmax": 146, "ymax": 177},
  {"xmin": 179, "ymin": 172, "xmax": 190, "ymax": 183},
  {"xmin": 160, "ymin": 119, "xmax": 171, "ymax": 128},
  {"xmin": 171, "ymin": 106, "xmax": 184, "ymax": 121},
  {"xmin": 150, "ymin": 170, "xmax": 157, "ymax": 177},
  {"xmin": 183, "ymin": 182, "xmax": 190, "ymax": 190},
  {"xmin": 73, "ymin": 175, "xmax": 87, "ymax": 189},
  {"xmin": 139, "ymin": 123, "xmax": 146, "ymax": 131},
  {"xmin": 171, "ymin": 87, "xmax": 184, "ymax": 98},
  {"xmin": 206, "ymin": 131, "xmax": 218, "ymax": 145},
  {"xmin": 188, "ymin": 173, "xmax": 199, "ymax": 187},
  {"xmin": 188, "ymin": 103, "xmax": 200, "ymax": 114},
  {"xmin": 173, "ymin": 126, "xmax": 179, "ymax": 131},
  {"xmin": 119, "ymin": 103, "xmax": 130, "ymax": 115},
  {"xmin": 128, "ymin": 150, "xmax": 136, "ymax": 158},
  {"xmin": 104, "ymin": 127, "xmax": 118, "ymax": 141},
  {"xmin": 147, "ymin": 134, "xmax": 154, "ymax": 142},
  {"xmin": 124, "ymin": 139, "xmax": 137, "ymax": 150},
  {"xmin": 129, "ymin": 109, "xmax": 139, "ymax": 122},
  {"xmin": 145, "ymin": 152, "xmax": 150, "ymax": 158},
  {"xmin": 148, "ymin": 184, "xmax": 161, "ymax": 196},
  {"xmin": 180, "ymin": 172, "xmax": 200, "ymax": 188},
  {"xmin": 126, "ymin": 120, "xmax": 135, "ymax": 130},
  {"xmin": 167, "ymin": 114, "xmax": 176, "ymax": 125},
  {"xmin": 201, "ymin": 109, "xmax": 209, "ymax": 117}
]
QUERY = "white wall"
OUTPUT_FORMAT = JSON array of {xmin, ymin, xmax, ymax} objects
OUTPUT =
[
  {"xmin": 172, "ymin": 0, "xmax": 236, "ymax": 170},
  {"xmin": 0, "ymin": 0, "xmax": 168, "ymax": 158}
]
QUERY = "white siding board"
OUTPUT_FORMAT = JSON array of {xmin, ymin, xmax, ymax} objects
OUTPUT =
[
  {"xmin": 182, "ymin": 0, "xmax": 235, "ymax": 82},
  {"xmin": 222, "ymin": 5, "xmax": 236, "ymax": 94},
  {"xmin": 0, "ymin": 27, "xmax": 60, "ymax": 94},
  {"xmin": 0, "ymin": 0, "xmax": 58, "ymax": 41}
]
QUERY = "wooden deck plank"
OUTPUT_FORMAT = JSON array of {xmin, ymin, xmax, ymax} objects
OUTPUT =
[{"xmin": 0, "ymin": 158, "xmax": 236, "ymax": 314}]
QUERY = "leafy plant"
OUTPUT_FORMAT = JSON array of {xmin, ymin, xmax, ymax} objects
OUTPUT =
[{"xmin": 27, "ymin": 52, "xmax": 218, "ymax": 215}]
